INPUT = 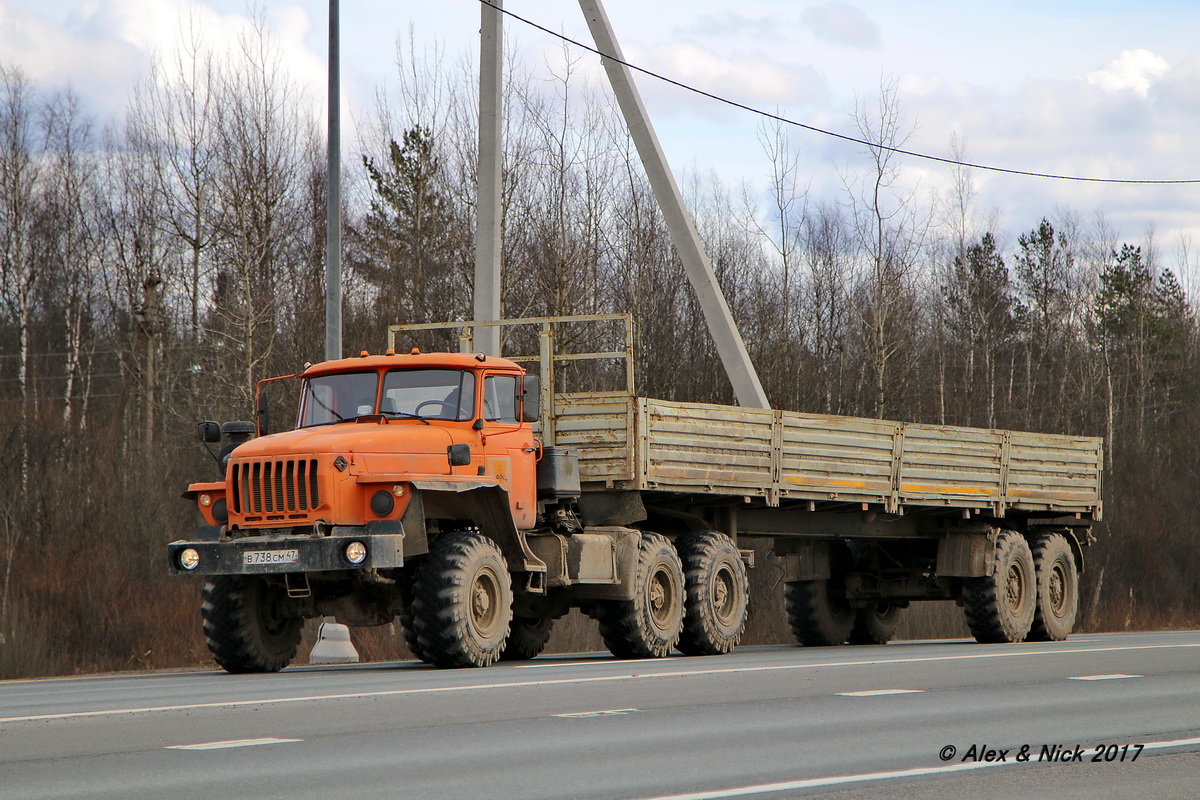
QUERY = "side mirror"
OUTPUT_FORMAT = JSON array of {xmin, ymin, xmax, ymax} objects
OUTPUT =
[
  {"xmin": 521, "ymin": 374, "xmax": 541, "ymax": 423},
  {"xmin": 198, "ymin": 421, "xmax": 221, "ymax": 443},
  {"xmin": 447, "ymin": 443, "xmax": 472, "ymax": 467},
  {"xmin": 256, "ymin": 389, "xmax": 270, "ymax": 437}
]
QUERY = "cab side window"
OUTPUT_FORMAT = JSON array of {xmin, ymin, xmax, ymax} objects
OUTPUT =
[{"xmin": 483, "ymin": 375, "xmax": 518, "ymax": 423}]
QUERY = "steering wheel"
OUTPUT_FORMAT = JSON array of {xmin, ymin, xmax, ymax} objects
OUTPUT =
[{"xmin": 414, "ymin": 399, "xmax": 448, "ymax": 416}]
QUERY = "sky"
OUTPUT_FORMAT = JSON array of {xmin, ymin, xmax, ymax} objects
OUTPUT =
[{"xmin": 4, "ymin": 0, "xmax": 1200, "ymax": 267}]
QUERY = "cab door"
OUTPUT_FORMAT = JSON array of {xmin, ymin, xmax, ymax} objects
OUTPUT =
[{"xmin": 480, "ymin": 372, "xmax": 537, "ymax": 529}]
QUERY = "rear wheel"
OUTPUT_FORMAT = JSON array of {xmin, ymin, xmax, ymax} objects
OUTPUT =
[
  {"xmin": 785, "ymin": 579, "xmax": 854, "ymax": 646},
  {"xmin": 202, "ymin": 576, "xmax": 303, "ymax": 673},
  {"xmin": 595, "ymin": 532, "xmax": 685, "ymax": 658},
  {"xmin": 676, "ymin": 531, "xmax": 749, "ymax": 656},
  {"xmin": 849, "ymin": 603, "xmax": 901, "ymax": 645},
  {"xmin": 785, "ymin": 544, "xmax": 854, "ymax": 646},
  {"xmin": 963, "ymin": 531, "xmax": 1036, "ymax": 643},
  {"xmin": 1027, "ymin": 533, "xmax": 1079, "ymax": 641},
  {"xmin": 499, "ymin": 616, "xmax": 555, "ymax": 661},
  {"xmin": 411, "ymin": 532, "xmax": 513, "ymax": 668}
]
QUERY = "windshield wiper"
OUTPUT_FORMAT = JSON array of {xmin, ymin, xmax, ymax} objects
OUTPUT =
[{"xmin": 382, "ymin": 410, "xmax": 431, "ymax": 425}]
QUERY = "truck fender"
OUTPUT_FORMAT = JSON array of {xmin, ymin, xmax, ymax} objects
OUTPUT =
[{"xmin": 412, "ymin": 480, "xmax": 546, "ymax": 577}]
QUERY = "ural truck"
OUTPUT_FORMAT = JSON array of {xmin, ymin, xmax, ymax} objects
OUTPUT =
[{"xmin": 169, "ymin": 314, "xmax": 1102, "ymax": 671}]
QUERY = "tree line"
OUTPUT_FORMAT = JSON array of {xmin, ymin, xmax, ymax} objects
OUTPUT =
[{"xmin": 1, "ymin": 26, "xmax": 1198, "ymax": 676}]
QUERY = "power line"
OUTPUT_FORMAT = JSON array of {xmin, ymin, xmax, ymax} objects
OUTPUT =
[{"xmin": 479, "ymin": 0, "xmax": 1200, "ymax": 186}]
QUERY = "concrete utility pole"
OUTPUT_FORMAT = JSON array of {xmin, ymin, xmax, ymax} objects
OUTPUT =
[
  {"xmin": 474, "ymin": 0, "xmax": 505, "ymax": 357},
  {"xmin": 577, "ymin": 0, "xmax": 770, "ymax": 409},
  {"xmin": 324, "ymin": 0, "xmax": 343, "ymax": 362}
]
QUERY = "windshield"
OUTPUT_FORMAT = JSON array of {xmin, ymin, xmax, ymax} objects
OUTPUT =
[
  {"xmin": 381, "ymin": 369, "xmax": 476, "ymax": 421},
  {"xmin": 298, "ymin": 372, "xmax": 380, "ymax": 427}
]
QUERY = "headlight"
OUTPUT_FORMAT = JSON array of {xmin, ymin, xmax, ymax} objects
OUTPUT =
[
  {"xmin": 345, "ymin": 541, "xmax": 367, "ymax": 565},
  {"xmin": 178, "ymin": 548, "xmax": 200, "ymax": 571},
  {"xmin": 198, "ymin": 494, "xmax": 212, "ymax": 507}
]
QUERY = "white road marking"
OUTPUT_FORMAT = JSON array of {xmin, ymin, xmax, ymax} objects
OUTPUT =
[
  {"xmin": 1069, "ymin": 674, "xmax": 1142, "ymax": 681},
  {"xmin": 1143, "ymin": 735, "xmax": 1200, "ymax": 751},
  {"xmin": 516, "ymin": 658, "xmax": 677, "ymax": 669},
  {"xmin": 632, "ymin": 735, "xmax": 1200, "ymax": 800},
  {"xmin": 553, "ymin": 708, "xmax": 640, "ymax": 718},
  {"xmin": 837, "ymin": 689, "xmax": 924, "ymax": 697},
  {"xmin": 166, "ymin": 738, "xmax": 301, "ymax": 751},
  {"xmin": 4, "ymin": 642, "xmax": 1195, "ymax": 725},
  {"xmin": 635, "ymin": 760, "xmax": 1001, "ymax": 799}
]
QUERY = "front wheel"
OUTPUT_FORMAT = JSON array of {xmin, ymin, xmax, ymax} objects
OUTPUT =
[
  {"xmin": 202, "ymin": 576, "xmax": 303, "ymax": 673},
  {"xmin": 411, "ymin": 532, "xmax": 513, "ymax": 668}
]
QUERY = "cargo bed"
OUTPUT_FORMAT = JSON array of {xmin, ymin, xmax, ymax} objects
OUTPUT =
[{"xmin": 552, "ymin": 393, "xmax": 1103, "ymax": 519}]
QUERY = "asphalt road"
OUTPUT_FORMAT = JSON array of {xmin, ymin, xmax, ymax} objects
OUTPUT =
[{"xmin": 2, "ymin": 631, "xmax": 1198, "ymax": 799}]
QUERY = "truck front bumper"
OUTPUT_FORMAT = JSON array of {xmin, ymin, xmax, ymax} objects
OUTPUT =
[{"xmin": 167, "ymin": 522, "xmax": 405, "ymax": 576}]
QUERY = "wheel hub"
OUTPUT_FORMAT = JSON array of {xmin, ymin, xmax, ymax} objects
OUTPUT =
[{"xmin": 1006, "ymin": 563, "xmax": 1025, "ymax": 611}]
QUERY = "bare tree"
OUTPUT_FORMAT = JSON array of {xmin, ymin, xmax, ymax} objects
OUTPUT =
[{"xmin": 844, "ymin": 78, "xmax": 928, "ymax": 418}]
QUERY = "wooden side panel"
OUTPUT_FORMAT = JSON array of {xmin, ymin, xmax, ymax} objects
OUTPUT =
[
  {"xmin": 1006, "ymin": 431, "xmax": 1104, "ymax": 514},
  {"xmin": 641, "ymin": 399, "xmax": 776, "ymax": 498},
  {"xmin": 778, "ymin": 414, "xmax": 894, "ymax": 504},
  {"xmin": 551, "ymin": 392, "xmax": 636, "ymax": 483},
  {"xmin": 898, "ymin": 424, "xmax": 1004, "ymax": 507}
]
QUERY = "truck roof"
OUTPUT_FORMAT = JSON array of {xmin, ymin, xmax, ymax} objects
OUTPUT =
[{"xmin": 301, "ymin": 350, "xmax": 524, "ymax": 377}]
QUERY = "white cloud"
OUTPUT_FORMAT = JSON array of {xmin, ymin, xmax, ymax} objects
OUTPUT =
[
  {"xmin": 654, "ymin": 42, "xmax": 822, "ymax": 106},
  {"xmin": 801, "ymin": 1, "xmax": 879, "ymax": 50},
  {"xmin": 0, "ymin": 1, "xmax": 143, "ymax": 113},
  {"xmin": 0, "ymin": 1, "xmax": 326, "ymax": 118},
  {"xmin": 1087, "ymin": 49, "xmax": 1169, "ymax": 97}
]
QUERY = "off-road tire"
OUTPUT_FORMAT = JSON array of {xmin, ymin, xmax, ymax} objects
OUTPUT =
[
  {"xmin": 1027, "ymin": 533, "xmax": 1079, "ymax": 642},
  {"xmin": 202, "ymin": 576, "xmax": 303, "ymax": 673},
  {"xmin": 396, "ymin": 570, "xmax": 428, "ymax": 663},
  {"xmin": 849, "ymin": 603, "xmax": 901, "ymax": 645},
  {"xmin": 675, "ymin": 530, "xmax": 749, "ymax": 656},
  {"xmin": 963, "ymin": 530, "xmax": 1036, "ymax": 643},
  {"xmin": 595, "ymin": 532, "xmax": 685, "ymax": 659},
  {"xmin": 784, "ymin": 578, "xmax": 855, "ymax": 646},
  {"xmin": 499, "ymin": 616, "xmax": 555, "ymax": 661},
  {"xmin": 411, "ymin": 532, "xmax": 513, "ymax": 668}
]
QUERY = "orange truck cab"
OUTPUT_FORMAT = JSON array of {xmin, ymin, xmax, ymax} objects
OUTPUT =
[{"xmin": 167, "ymin": 349, "xmax": 599, "ymax": 672}]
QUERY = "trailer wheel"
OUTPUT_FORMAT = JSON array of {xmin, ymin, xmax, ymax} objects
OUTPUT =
[
  {"xmin": 963, "ymin": 530, "xmax": 1036, "ymax": 643},
  {"xmin": 675, "ymin": 531, "xmax": 749, "ymax": 656},
  {"xmin": 784, "ymin": 578, "xmax": 855, "ymax": 646},
  {"xmin": 202, "ymin": 576, "xmax": 302, "ymax": 673},
  {"xmin": 412, "ymin": 532, "xmax": 513, "ymax": 668},
  {"xmin": 849, "ymin": 603, "xmax": 901, "ymax": 645},
  {"xmin": 499, "ymin": 616, "xmax": 555, "ymax": 661},
  {"xmin": 596, "ymin": 532, "xmax": 685, "ymax": 658},
  {"xmin": 1027, "ymin": 533, "xmax": 1079, "ymax": 641}
]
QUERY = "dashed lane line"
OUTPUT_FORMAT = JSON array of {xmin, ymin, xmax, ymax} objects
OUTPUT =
[{"xmin": 166, "ymin": 738, "xmax": 302, "ymax": 751}]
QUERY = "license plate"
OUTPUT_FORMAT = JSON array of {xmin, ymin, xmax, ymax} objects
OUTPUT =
[{"xmin": 244, "ymin": 549, "xmax": 299, "ymax": 566}]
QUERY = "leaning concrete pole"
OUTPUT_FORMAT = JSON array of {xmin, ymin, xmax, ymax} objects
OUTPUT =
[
  {"xmin": 474, "ymin": 0, "xmax": 505, "ymax": 356},
  {"xmin": 324, "ymin": 0, "xmax": 343, "ymax": 362},
  {"xmin": 577, "ymin": 0, "xmax": 769, "ymax": 408}
]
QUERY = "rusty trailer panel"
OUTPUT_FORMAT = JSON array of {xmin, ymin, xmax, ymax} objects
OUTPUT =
[{"xmin": 559, "ymin": 392, "xmax": 1103, "ymax": 519}]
